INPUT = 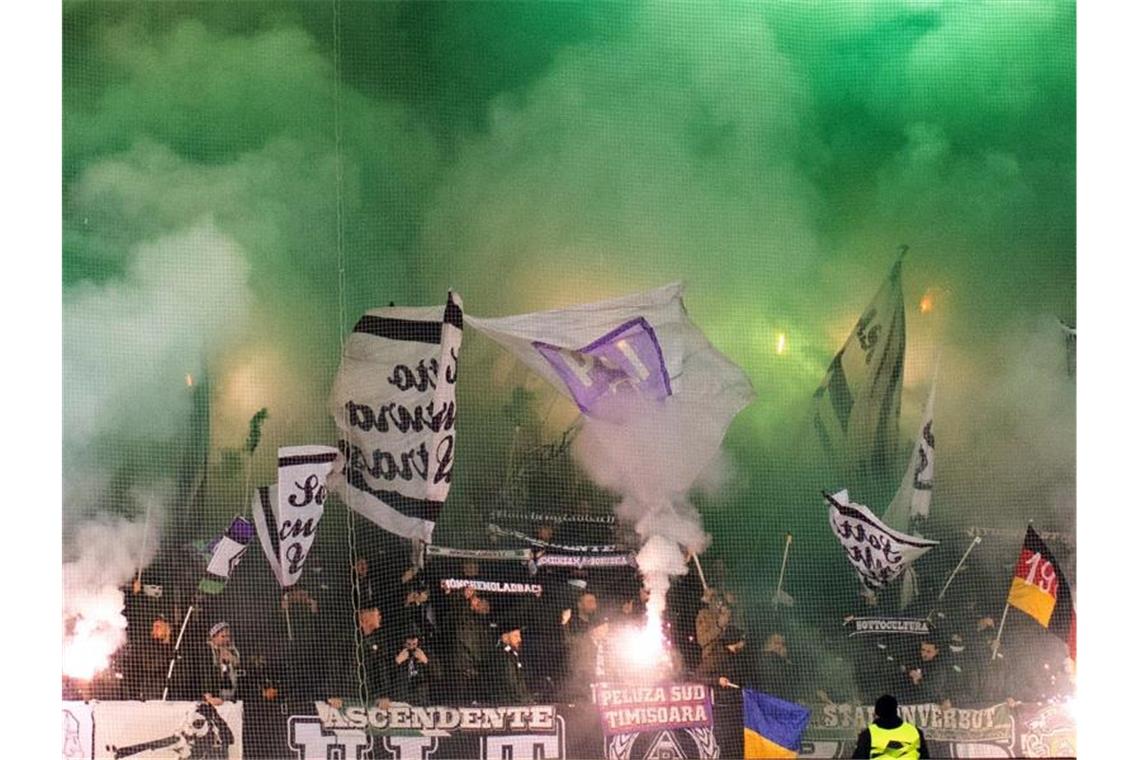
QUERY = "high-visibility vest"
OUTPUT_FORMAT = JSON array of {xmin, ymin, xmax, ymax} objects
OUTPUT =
[{"xmin": 869, "ymin": 721, "xmax": 921, "ymax": 759}]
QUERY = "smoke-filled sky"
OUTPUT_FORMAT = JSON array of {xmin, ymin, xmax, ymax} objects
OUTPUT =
[{"xmin": 62, "ymin": 1, "xmax": 1074, "ymax": 637}]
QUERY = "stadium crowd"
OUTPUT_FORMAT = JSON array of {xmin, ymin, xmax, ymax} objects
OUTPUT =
[{"xmin": 62, "ymin": 514, "xmax": 1074, "ymax": 717}]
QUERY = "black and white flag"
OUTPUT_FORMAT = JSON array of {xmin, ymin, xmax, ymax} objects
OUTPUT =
[
  {"xmin": 826, "ymin": 489, "xmax": 937, "ymax": 590},
  {"xmin": 252, "ymin": 445, "xmax": 338, "ymax": 587},
  {"xmin": 330, "ymin": 293, "xmax": 463, "ymax": 543},
  {"xmin": 813, "ymin": 252, "xmax": 907, "ymax": 483}
]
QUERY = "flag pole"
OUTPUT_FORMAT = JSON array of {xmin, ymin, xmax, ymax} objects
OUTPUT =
[
  {"xmin": 991, "ymin": 601, "xmax": 1011, "ymax": 661},
  {"xmin": 134, "ymin": 499, "xmax": 155, "ymax": 592},
  {"xmin": 283, "ymin": 593, "xmax": 294, "ymax": 642},
  {"xmin": 162, "ymin": 603, "xmax": 196, "ymax": 701},
  {"xmin": 690, "ymin": 550, "xmax": 709, "ymax": 593},
  {"xmin": 773, "ymin": 533, "xmax": 792, "ymax": 608},
  {"xmin": 927, "ymin": 536, "xmax": 983, "ymax": 619}
]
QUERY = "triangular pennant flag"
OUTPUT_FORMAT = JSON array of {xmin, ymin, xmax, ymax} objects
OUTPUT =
[{"xmin": 251, "ymin": 445, "xmax": 338, "ymax": 587}]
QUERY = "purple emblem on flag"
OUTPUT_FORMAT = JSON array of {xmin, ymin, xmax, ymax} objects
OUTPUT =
[
  {"xmin": 533, "ymin": 317, "xmax": 671, "ymax": 412},
  {"xmin": 224, "ymin": 516, "xmax": 254, "ymax": 544}
]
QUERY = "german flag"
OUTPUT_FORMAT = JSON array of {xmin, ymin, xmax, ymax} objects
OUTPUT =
[{"xmin": 1006, "ymin": 525, "xmax": 1076, "ymax": 660}]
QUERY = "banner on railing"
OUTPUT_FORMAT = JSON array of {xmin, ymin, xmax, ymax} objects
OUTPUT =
[
  {"xmin": 61, "ymin": 696, "xmax": 1072, "ymax": 759},
  {"xmin": 92, "ymin": 700, "xmax": 243, "ymax": 760}
]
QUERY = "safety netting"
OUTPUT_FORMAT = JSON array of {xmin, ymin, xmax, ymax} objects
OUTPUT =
[{"xmin": 62, "ymin": 2, "xmax": 1076, "ymax": 758}]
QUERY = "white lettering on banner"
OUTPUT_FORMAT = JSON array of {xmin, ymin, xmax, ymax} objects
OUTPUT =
[
  {"xmin": 439, "ymin": 578, "xmax": 544, "ymax": 597},
  {"xmin": 316, "ymin": 703, "xmax": 556, "ymax": 733},
  {"xmin": 382, "ymin": 735, "xmax": 440, "ymax": 759},
  {"xmin": 482, "ymin": 718, "xmax": 565, "ymax": 760},
  {"xmin": 814, "ymin": 702, "xmax": 1013, "ymax": 743},
  {"xmin": 288, "ymin": 716, "xmax": 371, "ymax": 759},
  {"xmin": 849, "ymin": 617, "xmax": 930, "ymax": 636}
]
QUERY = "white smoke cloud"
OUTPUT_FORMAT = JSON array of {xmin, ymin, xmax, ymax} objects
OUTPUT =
[
  {"xmin": 62, "ymin": 219, "xmax": 253, "ymax": 678},
  {"xmin": 62, "ymin": 501, "xmax": 163, "ymax": 679},
  {"xmin": 570, "ymin": 332, "xmax": 753, "ymax": 623}
]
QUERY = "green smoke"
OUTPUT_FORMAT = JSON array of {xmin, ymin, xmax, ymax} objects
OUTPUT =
[{"xmin": 63, "ymin": 1, "xmax": 1074, "ymax": 657}]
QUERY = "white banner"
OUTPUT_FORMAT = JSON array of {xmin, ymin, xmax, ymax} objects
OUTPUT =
[
  {"xmin": 92, "ymin": 700, "xmax": 243, "ymax": 759},
  {"xmin": 883, "ymin": 373, "xmax": 937, "ymax": 531},
  {"xmin": 251, "ymin": 446, "xmax": 338, "ymax": 587},
  {"xmin": 330, "ymin": 293, "xmax": 464, "ymax": 543},
  {"xmin": 62, "ymin": 701, "xmax": 93, "ymax": 760},
  {"xmin": 826, "ymin": 490, "xmax": 937, "ymax": 589}
]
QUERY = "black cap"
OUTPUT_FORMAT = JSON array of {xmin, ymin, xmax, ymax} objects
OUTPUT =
[
  {"xmin": 722, "ymin": 625, "xmax": 745, "ymax": 644},
  {"xmin": 875, "ymin": 694, "xmax": 899, "ymax": 719}
]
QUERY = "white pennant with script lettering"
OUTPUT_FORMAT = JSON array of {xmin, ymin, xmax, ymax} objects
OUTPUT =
[{"xmin": 252, "ymin": 445, "xmax": 338, "ymax": 587}]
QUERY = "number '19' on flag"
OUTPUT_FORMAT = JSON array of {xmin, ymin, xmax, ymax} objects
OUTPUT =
[{"xmin": 1006, "ymin": 525, "xmax": 1076, "ymax": 660}]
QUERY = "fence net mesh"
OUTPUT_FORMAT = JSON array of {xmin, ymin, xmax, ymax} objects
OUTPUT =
[{"xmin": 62, "ymin": 2, "xmax": 1075, "ymax": 758}]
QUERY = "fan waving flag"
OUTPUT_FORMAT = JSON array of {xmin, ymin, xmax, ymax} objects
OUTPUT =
[
  {"xmin": 813, "ymin": 251, "xmax": 907, "ymax": 485},
  {"xmin": 330, "ymin": 292, "xmax": 464, "ymax": 543},
  {"xmin": 1007, "ymin": 525, "xmax": 1076, "ymax": 660},
  {"xmin": 743, "ymin": 689, "xmax": 811, "ymax": 759}
]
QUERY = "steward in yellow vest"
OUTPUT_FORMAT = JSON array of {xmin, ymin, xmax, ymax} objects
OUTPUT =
[{"xmin": 852, "ymin": 694, "xmax": 929, "ymax": 759}]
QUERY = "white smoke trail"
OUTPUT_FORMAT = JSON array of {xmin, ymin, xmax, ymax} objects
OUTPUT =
[
  {"xmin": 572, "ymin": 383, "xmax": 742, "ymax": 634},
  {"xmin": 62, "ymin": 220, "xmax": 253, "ymax": 679}
]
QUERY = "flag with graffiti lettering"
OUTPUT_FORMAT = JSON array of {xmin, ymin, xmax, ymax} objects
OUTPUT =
[
  {"xmin": 329, "ymin": 293, "xmax": 463, "ymax": 543},
  {"xmin": 251, "ymin": 445, "xmax": 338, "ymax": 587},
  {"xmin": 826, "ymin": 490, "xmax": 937, "ymax": 590}
]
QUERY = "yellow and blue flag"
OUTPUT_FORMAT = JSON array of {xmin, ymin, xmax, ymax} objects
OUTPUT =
[{"xmin": 743, "ymin": 689, "xmax": 811, "ymax": 759}]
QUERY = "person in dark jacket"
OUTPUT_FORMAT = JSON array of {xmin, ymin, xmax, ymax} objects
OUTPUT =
[
  {"xmin": 755, "ymin": 630, "xmax": 798, "ymax": 702},
  {"xmin": 695, "ymin": 624, "xmax": 750, "ymax": 689},
  {"xmin": 325, "ymin": 603, "xmax": 393, "ymax": 709},
  {"xmin": 452, "ymin": 593, "xmax": 495, "ymax": 703},
  {"xmin": 566, "ymin": 618, "xmax": 610, "ymax": 701},
  {"xmin": 391, "ymin": 627, "xmax": 435, "ymax": 705},
  {"xmin": 488, "ymin": 624, "xmax": 533, "ymax": 705},
  {"xmin": 197, "ymin": 622, "xmax": 241, "ymax": 706},
  {"xmin": 120, "ymin": 615, "xmax": 177, "ymax": 700},
  {"xmin": 852, "ymin": 694, "xmax": 929, "ymax": 759}
]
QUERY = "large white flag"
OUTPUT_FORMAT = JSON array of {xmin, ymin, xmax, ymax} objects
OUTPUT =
[
  {"xmin": 813, "ymin": 253, "xmax": 907, "ymax": 484},
  {"xmin": 329, "ymin": 293, "xmax": 463, "ymax": 543},
  {"xmin": 251, "ymin": 445, "xmax": 338, "ymax": 587},
  {"xmin": 826, "ymin": 489, "xmax": 937, "ymax": 590},
  {"xmin": 882, "ymin": 373, "xmax": 937, "ymax": 533},
  {"xmin": 466, "ymin": 283, "xmax": 753, "ymax": 432},
  {"xmin": 881, "ymin": 368, "xmax": 937, "ymax": 609}
]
